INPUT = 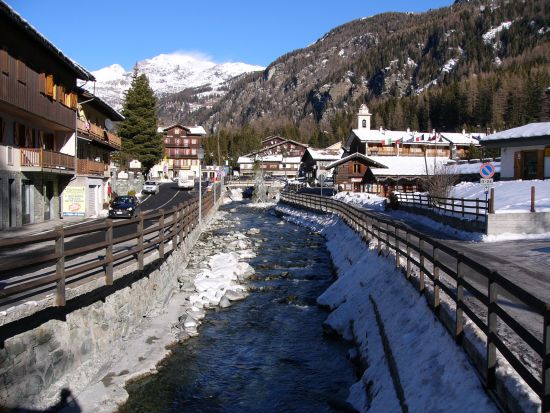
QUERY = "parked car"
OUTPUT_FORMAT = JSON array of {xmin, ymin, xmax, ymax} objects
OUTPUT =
[
  {"xmin": 142, "ymin": 181, "xmax": 160, "ymax": 194},
  {"xmin": 108, "ymin": 195, "xmax": 140, "ymax": 218}
]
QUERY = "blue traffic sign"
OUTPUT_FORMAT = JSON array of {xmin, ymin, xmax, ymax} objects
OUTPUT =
[{"xmin": 479, "ymin": 162, "xmax": 495, "ymax": 179}]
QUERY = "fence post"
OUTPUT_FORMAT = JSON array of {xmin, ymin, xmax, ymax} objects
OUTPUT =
[
  {"xmin": 137, "ymin": 212, "xmax": 144, "ymax": 271},
  {"xmin": 489, "ymin": 188, "xmax": 495, "ymax": 214},
  {"xmin": 385, "ymin": 223, "xmax": 390, "ymax": 256},
  {"xmin": 179, "ymin": 203, "xmax": 185, "ymax": 243},
  {"xmin": 461, "ymin": 198, "xmax": 465, "ymax": 218},
  {"xmin": 419, "ymin": 238, "xmax": 425, "ymax": 292},
  {"xmin": 172, "ymin": 207, "xmax": 178, "ymax": 247},
  {"xmin": 158, "ymin": 209, "xmax": 165, "ymax": 259},
  {"xmin": 105, "ymin": 220, "xmax": 113, "ymax": 285},
  {"xmin": 55, "ymin": 225, "xmax": 66, "ymax": 306},
  {"xmin": 531, "ymin": 186, "xmax": 536, "ymax": 213},
  {"xmin": 542, "ymin": 307, "xmax": 550, "ymax": 413},
  {"xmin": 433, "ymin": 245, "xmax": 440, "ymax": 314},
  {"xmin": 487, "ymin": 270, "xmax": 498, "ymax": 389},
  {"xmin": 395, "ymin": 226, "xmax": 400, "ymax": 269},
  {"xmin": 406, "ymin": 232, "xmax": 411, "ymax": 279},
  {"xmin": 476, "ymin": 198, "xmax": 480, "ymax": 219},
  {"xmin": 455, "ymin": 252, "xmax": 464, "ymax": 344}
]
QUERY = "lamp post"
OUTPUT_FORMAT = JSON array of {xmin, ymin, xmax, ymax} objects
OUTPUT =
[{"xmin": 197, "ymin": 146, "xmax": 205, "ymax": 224}]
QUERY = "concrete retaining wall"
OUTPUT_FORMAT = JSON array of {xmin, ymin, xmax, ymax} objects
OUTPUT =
[
  {"xmin": 0, "ymin": 200, "xmax": 222, "ymax": 409},
  {"xmin": 487, "ymin": 212, "xmax": 550, "ymax": 236}
]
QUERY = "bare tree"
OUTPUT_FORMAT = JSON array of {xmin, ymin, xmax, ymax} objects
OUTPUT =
[{"xmin": 421, "ymin": 157, "xmax": 459, "ymax": 200}]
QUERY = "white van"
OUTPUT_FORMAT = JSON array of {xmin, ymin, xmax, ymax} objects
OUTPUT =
[{"xmin": 177, "ymin": 170, "xmax": 195, "ymax": 190}]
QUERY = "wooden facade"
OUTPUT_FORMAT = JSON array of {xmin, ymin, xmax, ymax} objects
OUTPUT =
[{"xmin": 162, "ymin": 124, "xmax": 206, "ymax": 177}]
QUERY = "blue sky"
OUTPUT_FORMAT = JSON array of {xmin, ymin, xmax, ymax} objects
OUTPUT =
[{"xmin": 7, "ymin": 0, "xmax": 452, "ymax": 71}]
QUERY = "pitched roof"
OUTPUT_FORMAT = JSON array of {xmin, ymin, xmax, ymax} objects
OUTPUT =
[
  {"xmin": 369, "ymin": 156, "xmax": 450, "ymax": 177},
  {"xmin": 325, "ymin": 152, "xmax": 388, "ymax": 170},
  {"xmin": 160, "ymin": 124, "xmax": 207, "ymax": 135},
  {"xmin": 481, "ymin": 122, "xmax": 550, "ymax": 142},
  {"xmin": 305, "ymin": 147, "xmax": 344, "ymax": 161},
  {"xmin": 1, "ymin": 1, "xmax": 94, "ymax": 81},
  {"xmin": 77, "ymin": 88, "xmax": 124, "ymax": 121}
]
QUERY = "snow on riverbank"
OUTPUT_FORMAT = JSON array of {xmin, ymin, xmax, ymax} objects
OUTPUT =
[
  {"xmin": 275, "ymin": 204, "xmax": 524, "ymax": 413},
  {"xmin": 74, "ymin": 210, "xmax": 256, "ymax": 412}
]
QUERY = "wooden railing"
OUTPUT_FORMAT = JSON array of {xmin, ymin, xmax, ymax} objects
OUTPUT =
[
  {"xmin": 77, "ymin": 119, "xmax": 122, "ymax": 150},
  {"xmin": 0, "ymin": 184, "xmax": 221, "ymax": 312},
  {"xmin": 280, "ymin": 192, "xmax": 550, "ymax": 412},
  {"xmin": 77, "ymin": 159, "xmax": 107, "ymax": 176},
  {"xmin": 106, "ymin": 131, "xmax": 121, "ymax": 149},
  {"xmin": 20, "ymin": 148, "xmax": 75, "ymax": 170},
  {"xmin": 395, "ymin": 192, "xmax": 489, "ymax": 221}
]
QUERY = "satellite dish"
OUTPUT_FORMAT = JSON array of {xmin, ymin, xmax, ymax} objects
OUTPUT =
[{"xmin": 105, "ymin": 118, "xmax": 114, "ymax": 131}]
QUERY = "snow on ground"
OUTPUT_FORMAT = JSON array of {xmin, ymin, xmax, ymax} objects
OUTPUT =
[
  {"xmin": 330, "ymin": 179, "xmax": 550, "ymax": 241},
  {"xmin": 275, "ymin": 204, "xmax": 504, "ymax": 413}
]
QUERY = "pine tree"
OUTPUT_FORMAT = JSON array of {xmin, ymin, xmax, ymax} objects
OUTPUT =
[{"xmin": 118, "ymin": 68, "xmax": 163, "ymax": 176}]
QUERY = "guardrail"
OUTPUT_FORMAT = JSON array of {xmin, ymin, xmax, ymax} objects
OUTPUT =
[
  {"xmin": 280, "ymin": 192, "xmax": 550, "ymax": 413},
  {"xmin": 394, "ymin": 192, "xmax": 489, "ymax": 221},
  {"xmin": 0, "ymin": 184, "xmax": 221, "ymax": 311}
]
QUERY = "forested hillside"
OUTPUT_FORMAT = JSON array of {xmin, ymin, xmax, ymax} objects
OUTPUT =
[{"xmin": 164, "ymin": 0, "xmax": 550, "ymax": 164}]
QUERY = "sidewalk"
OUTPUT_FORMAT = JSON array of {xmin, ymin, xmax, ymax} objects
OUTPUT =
[{"xmin": 0, "ymin": 216, "xmax": 100, "ymax": 240}]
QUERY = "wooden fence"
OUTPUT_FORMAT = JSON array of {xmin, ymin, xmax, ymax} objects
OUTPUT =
[
  {"xmin": 281, "ymin": 192, "xmax": 550, "ymax": 413},
  {"xmin": 395, "ymin": 192, "xmax": 489, "ymax": 220},
  {"xmin": 0, "ymin": 184, "xmax": 221, "ymax": 311}
]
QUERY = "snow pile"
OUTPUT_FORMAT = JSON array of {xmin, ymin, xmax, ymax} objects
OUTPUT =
[
  {"xmin": 482, "ymin": 21, "xmax": 513, "ymax": 45},
  {"xmin": 275, "ymin": 204, "xmax": 535, "ymax": 413},
  {"xmin": 452, "ymin": 180, "xmax": 550, "ymax": 213},
  {"xmin": 332, "ymin": 192, "xmax": 387, "ymax": 211}
]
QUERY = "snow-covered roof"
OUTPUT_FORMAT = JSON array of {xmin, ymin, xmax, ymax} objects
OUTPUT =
[
  {"xmin": 186, "ymin": 126, "xmax": 207, "ymax": 135},
  {"xmin": 325, "ymin": 152, "xmax": 388, "ymax": 170},
  {"xmin": 0, "ymin": 2, "xmax": 95, "ymax": 81},
  {"xmin": 237, "ymin": 156, "xmax": 253, "ymax": 164},
  {"xmin": 448, "ymin": 160, "xmax": 501, "ymax": 175},
  {"xmin": 256, "ymin": 154, "xmax": 283, "ymax": 162},
  {"xmin": 481, "ymin": 122, "xmax": 550, "ymax": 142},
  {"xmin": 306, "ymin": 147, "xmax": 344, "ymax": 161},
  {"xmin": 350, "ymin": 128, "xmax": 417, "ymax": 143},
  {"xmin": 369, "ymin": 156, "xmax": 449, "ymax": 177},
  {"xmin": 440, "ymin": 132, "xmax": 485, "ymax": 145}
]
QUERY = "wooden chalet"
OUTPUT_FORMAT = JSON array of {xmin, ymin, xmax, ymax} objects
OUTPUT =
[
  {"xmin": 299, "ymin": 142, "xmax": 343, "ymax": 183},
  {"xmin": 0, "ymin": 1, "xmax": 95, "ymax": 228},
  {"xmin": 238, "ymin": 136, "xmax": 308, "ymax": 179},
  {"xmin": 158, "ymin": 124, "xmax": 207, "ymax": 179},
  {"xmin": 481, "ymin": 123, "xmax": 550, "ymax": 180},
  {"xmin": 68, "ymin": 88, "xmax": 123, "ymax": 217}
]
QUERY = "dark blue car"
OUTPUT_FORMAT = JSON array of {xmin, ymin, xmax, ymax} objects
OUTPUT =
[{"xmin": 108, "ymin": 195, "xmax": 140, "ymax": 218}]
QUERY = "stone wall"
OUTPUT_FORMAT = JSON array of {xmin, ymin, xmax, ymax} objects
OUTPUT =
[
  {"xmin": 487, "ymin": 212, "xmax": 550, "ymax": 235},
  {"xmin": 0, "ymin": 199, "xmax": 221, "ymax": 409}
]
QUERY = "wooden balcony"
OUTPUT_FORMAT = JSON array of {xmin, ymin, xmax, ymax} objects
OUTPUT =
[
  {"xmin": 20, "ymin": 148, "xmax": 75, "ymax": 172},
  {"xmin": 106, "ymin": 131, "xmax": 121, "ymax": 149},
  {"xmin": 0, "ymin": 52, "xmax": 75, "ymax": 130},
  {"xmin": 77, "ymin": 119, "xmax": 121, "ymax": 150},
  {"xmin": 77, "ymin": 159, "xmax": 108, "ymax": 176}
]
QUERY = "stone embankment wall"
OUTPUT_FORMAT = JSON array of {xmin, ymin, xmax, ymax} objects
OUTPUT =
[{"xmin": 0, "ymin": 200, "xmax": 221, "ymax": 409}]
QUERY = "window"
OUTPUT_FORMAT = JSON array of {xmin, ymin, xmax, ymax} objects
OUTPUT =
[
  {"xmin": 183, "ymin": 139, "xmax": 189, "ymax": 146},
  {"xmin": 191, "ymin": 148, "xmax": 197, "ymax": 155},
  {"xmin": 353, "ymin": 163, "xmax": 361, "ymax": 174},
  {"xmin": 191, "ymin": 139, "xmax": 197, "ymax": 145},
  {"xmin": 0, "ymin": 49, "xmax": 9, "ymax": 76},
  {"xmin": 175, "ymin": 128, "xmax": 180, "ymax": 135},
  {"xmin": 165, "ymin": 138, "xmax": 169, "ymax": 144},
  {"xmin": 176, "ymin": 139, "xmax": 180, "ymax": 145}
]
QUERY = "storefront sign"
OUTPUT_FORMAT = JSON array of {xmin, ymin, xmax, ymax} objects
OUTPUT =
[{"xmin": 62, "ymin": 186, "xmax": 85, "ymax": 217}]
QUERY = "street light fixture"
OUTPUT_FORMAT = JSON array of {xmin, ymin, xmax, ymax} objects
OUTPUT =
[{"xmin": 197, "ymin": 146, "xmax": 205, "ymax": 224}]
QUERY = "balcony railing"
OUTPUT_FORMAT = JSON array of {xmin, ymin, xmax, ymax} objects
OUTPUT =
[
  {"xmin": 20, "ymin": 148, "xmax": 75, "ymax": 171},
  {"xmin": 77, "ymin": 119, "xmax": 121, "ymax": 150},
  {"xmin": 77, "ymin": 159, "xmax": 107, "ymax": 176}
]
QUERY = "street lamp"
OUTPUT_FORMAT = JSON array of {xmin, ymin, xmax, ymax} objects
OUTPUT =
[{"xmin": 197, "ymin": 146, "xmax": 205, "ymax": 224}]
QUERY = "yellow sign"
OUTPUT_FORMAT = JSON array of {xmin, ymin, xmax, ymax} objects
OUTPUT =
[{"xmin": 63, "ymin": 186, "xmax": 85, "ymax": 217}]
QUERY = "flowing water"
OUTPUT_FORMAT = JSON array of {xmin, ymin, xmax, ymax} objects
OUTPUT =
[{"xmin": 119, "ymin": 202, "xmax": 357, "ymax": 413}]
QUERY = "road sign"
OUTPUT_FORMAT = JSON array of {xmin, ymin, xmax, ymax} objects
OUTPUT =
[
  {"xmin": 479, "ymin": 162, "xmax": 495, "ymax": 179},
  {"xmin": 480, "ymin": 177, "xmax": 493, "ymax": 192}
]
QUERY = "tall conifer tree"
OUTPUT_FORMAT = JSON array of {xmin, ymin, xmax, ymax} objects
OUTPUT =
[{"xmin": 119, "ymin": 68, "xmax": 163, "ymax": 176}]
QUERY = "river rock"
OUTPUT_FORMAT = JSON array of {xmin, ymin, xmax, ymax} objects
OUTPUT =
[
  {"xmin": 246, "ymin": 228, "xmax": 260, "ymax": 235},
  {"xmin": 224, "ymin": 290, "xmax": 247, "ymax": 302},
  {"xmin": 219, "ymin": 296, "xmax": 231, "ymax": 308},
  {"xmin": 234, "ymin": 262, "xmax": 255, "ymax": 280}
]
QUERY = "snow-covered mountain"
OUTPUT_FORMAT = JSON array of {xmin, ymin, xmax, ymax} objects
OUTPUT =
[{"xmin": 83, "ymin": 52, "xmax": 264, "ymax": 111}]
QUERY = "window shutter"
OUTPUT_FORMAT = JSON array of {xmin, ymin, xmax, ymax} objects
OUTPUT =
[
  {"xmin": 38, "ymin": 73, "xmax": 46, "ymax": 94},
  {"xmin": 45, "ymin": 75, "xmax": 54, "ymax": 97},
  {"xmin": 0, "ymin": 50, "xmax": 9, "ymax": 75},
  {"xmin": 16, "ymin": 60, "xmax": 26, "ymax": 84}
]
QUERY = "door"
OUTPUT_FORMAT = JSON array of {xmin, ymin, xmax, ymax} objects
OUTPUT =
[
  {"xmin": 22, "ymin": 180, "xmax": 32, "ymax": 225},
  {"xmin": 522, "ymin": 151, "xmax": 538, "ymax": 180},
  {"xmin": 44, "ymin": 181, "xmax": 53, "ymax": 220},
  {"xmin": 88, "ymin": 185, "xmax": 96, "ymax": 217}
]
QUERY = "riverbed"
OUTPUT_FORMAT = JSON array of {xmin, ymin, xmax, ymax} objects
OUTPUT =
[{"xmin": 118, "ymin": 201, "xmax": 357, "ymax": 412}]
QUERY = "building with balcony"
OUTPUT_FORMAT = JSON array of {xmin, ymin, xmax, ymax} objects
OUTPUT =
[
  {"xmin": 237, "ymin": 135, "xmax": 308, "ymax": 179},
  {"xmin": 155, "ymin": 124, "xmax": 207, "ymax": 179},
  {"xmin": 0, "ymin": 1, "xmax": 95, "ymax": 228},
  {"xmin": 63, "ymin": 88, "xmax": 123, "ymax": 218}
]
